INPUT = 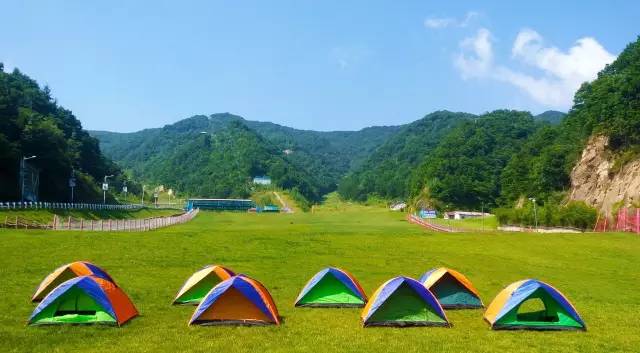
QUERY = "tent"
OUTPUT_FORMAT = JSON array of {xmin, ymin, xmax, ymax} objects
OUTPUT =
[
  {"xmin": 295, "ymin": 267, "xmax": 367, "ymax": 307},
  {"xmin": 361, "ymin": 276, "xmax": 449, "ymax": 327},
  {"xmin": 173, "ymin": 265, "xmax": 235, "ymax": 305},
  {"xmin": 189, "ymin": 275, "xmax": 280, "ymax": 326},
  {"xmin": 32, "ymin": 261, "xmax": 116, "ymax": 302},
  {"xmin": 419, "ymin": 267, "xmax": 483, "ymax": 309},
  {"xmin": 28, "ymin": 276, "xmax": 138, "ymax": 326},
  {"xmin": 484, "ymin": 279, "xmax": 586, "ymax": 331}
]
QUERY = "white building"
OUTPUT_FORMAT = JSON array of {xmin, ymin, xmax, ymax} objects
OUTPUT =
[
  {"xmin": 253, "ymin": 176, "xmax": 272, "ymax": 185},
  {"xmin": 444, "ymin": 211, "xmax": 491, "ymax": 220}
]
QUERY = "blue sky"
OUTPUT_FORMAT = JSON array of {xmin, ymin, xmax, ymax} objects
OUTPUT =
[{"xmin": 1, "ymin": 1, "xmax": 638, "ymax": 132}]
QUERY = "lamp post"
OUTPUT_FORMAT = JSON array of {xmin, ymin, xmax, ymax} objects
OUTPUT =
[
  {"xmin": 20, "ymin": 155, "xmax": 37, "ymax": 201},
  {"xmin": 69, "ymin": 168, "xmax": 76, "ymax": 203},
  {"xmin": 103, "ymin": 175, "xmax": 113, "ymax": 204},
  {"xmin": 481, "ymin": 202, "xmax": 485, "ymax": 233},
  {"xmin": 141, "ymin": 185, "xmax": 146, "ymax": 206},
  {"xmin": 529, "ymin": 197, "xmax": 538, "ymax": 232}
]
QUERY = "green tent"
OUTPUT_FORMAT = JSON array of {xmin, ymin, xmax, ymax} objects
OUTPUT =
[
  {"xmin": 173, "ymin": 265, "xmax": 235, "ymax": 305},
  {"xmin": 484, "ymin": 279, "xmax": 586, "ymax": 330},
  {"xmin": 295, "ymin": 268, "xmax": 367, "ymax": 307},
  {"xmin": 361, "ymin": 276, "xmax": 449, "ymax": 327},
  {"xmin": 28, "ymin": 276, "xmax": 138, "ymax": 326}
]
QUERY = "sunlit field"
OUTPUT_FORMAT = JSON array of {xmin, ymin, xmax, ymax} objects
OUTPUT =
[{"xmin": 0, "ymin": 208, "xmax": 638, "ymax": 352}]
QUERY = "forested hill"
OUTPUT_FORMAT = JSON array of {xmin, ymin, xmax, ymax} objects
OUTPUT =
[
  {"xmin": 337, "ymin": 111, "xmax": 475, "ymax": 201},
  {"xmin": 0, "ymin": 65, "xmax": 128, "ymax": 202},
  {"xmin": 91, "ymin": 113, "xmax": 400, "ymax": 201}
]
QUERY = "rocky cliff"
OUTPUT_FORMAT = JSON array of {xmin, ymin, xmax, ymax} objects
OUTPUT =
[{"xmin": 569, "ymin": 135, "xmax": 640, "ymax": 215}]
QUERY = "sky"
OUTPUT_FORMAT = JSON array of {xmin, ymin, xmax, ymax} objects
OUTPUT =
[{"xmin": 1, "ymin": 1, "xmax": 638, "ymax": 132}]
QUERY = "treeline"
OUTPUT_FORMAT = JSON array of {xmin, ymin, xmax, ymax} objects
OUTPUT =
[{"xmin": 0, "ymin": 65, "xmax": 133, "ymax": 202}]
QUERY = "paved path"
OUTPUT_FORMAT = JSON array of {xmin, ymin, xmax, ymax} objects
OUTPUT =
[{"xmin": 273, "ymin": 191, "xmax": 293, "ymax": 213}]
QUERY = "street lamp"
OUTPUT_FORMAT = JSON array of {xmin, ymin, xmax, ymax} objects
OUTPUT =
[
  {"xmin": 20, "ymin": 155, "xmax": 37, "ymax": 201},
  {"xmin": 529, "ymin": 197, "xmax": 538, "ymax": 232},
  {"xmin": 103, "ymin": 175, "xmax": 114, "ymax": 204},
  {"xmin": 141, "ymin": 184, "xmax": 146, "ymax": 206}
]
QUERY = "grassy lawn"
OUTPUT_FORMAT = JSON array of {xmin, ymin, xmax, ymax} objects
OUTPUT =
[
  {"xmin": 0, "ymin": 208, "xmax": 638, "ymax": 352},
  {"xmin": 0, "ymin": 208, "xmax": 183, "ymax": 225}
]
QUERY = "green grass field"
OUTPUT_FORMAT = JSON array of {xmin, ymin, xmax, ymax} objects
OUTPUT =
[{"xmin": 0, "ymin": 207, "xmax": 638, "ymax": 352}]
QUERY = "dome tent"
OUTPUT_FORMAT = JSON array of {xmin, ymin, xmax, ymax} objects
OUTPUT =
[
  {"xmin": 32, "ymin": 261, "xmax": 116, "ymax": 302},
  {"xmin": 484, "ymin": 279, "xmax": 586, "ymax": 331},
  {"xmin": 173, "ymin": 265, "xmax": 235, "ymax": 305},
  {"xmin": 189, "ymin": 275, "xmax": 280, "ymax": 326},
  {"xmin": 28, "ymin": 276, "xmax": 138, "ymax": 326},
  {"xmin": 295, "ymin": 267, "xmax": 367, "ymax": 307},
  {"xmin": 361, "ymin": 276, "xmax": 449, "ymax": 327},
  {"xmin": 419, "ymin": 267, "xmax": 483, "ymax": 309}
]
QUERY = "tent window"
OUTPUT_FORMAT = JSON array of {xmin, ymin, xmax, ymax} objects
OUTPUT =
[{"xmin": 516, "ymin": 298, "xmax": 558, "ymax": 322}]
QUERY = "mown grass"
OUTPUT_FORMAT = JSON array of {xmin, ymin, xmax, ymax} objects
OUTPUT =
[
  {"xmin": 0, "ymin": 208, "xmax": 638, "ymax": 352},
  {"xmin": 0, "ymin": 208, "xmax": 182, "ymax": 225}
]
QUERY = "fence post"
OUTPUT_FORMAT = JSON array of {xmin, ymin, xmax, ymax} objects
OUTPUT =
[
  {"xmin": 109, "ymin": 220, "xmax": 112, "ymax": 231},
  {"xmin": 91, "ymin": 219, "xmax": 94, "ymax": 231},
  {"xmin": 80, "ymin": 219, "xmax": 84, "ymax": 231},
  {"xmin": 101, "ymin": 220, "xmax": 104, "ymax": 231},
  {"xmin": 636, "ymin": 208, "xmax": 639, "ymax": 234},
  {"xmin": 15, "ymin": 216, "xmax": 18, "ymax": 229}
]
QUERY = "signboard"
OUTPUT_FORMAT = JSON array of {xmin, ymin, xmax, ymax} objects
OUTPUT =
[
  {"xmin": 419, "ymin": 209, "xmax": 437, "ymax": 219},
  {"xmin": 153, "ymin": 192, "xmax": 158, "ymax": 198},
  {"xmin": 122, "ymin": 186, "xmax": 128, "ymax": 193},
  {"xmin": 102, "ymin": 183, "xmax": 109, "ymax": 191},
  {"xmin": 69, "ymin": 178, "xmax": 76, "ymax": 188}
]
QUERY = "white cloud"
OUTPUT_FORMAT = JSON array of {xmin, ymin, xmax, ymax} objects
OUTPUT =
[
  {"xmin": 454, "ymin": 28, "xmax": 493, "ymax": 78},
  {"xmin": 424, "ymin": 11, "xmax": 479, "ymax": 29},
  {"xmin": 454, "ymin": 28, "xmax": 616, "ymax": 108}
]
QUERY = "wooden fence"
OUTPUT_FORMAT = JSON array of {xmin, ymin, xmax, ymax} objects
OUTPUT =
[
  {"xmin": 407, "ymin": 214, "xmax": 463, "ymax": 232},
  {"xmin": 1, "ymin": 209, "xmax": 199, "ymax": 231}
]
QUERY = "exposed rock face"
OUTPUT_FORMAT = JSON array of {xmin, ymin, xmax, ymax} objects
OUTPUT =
[{"xmin": 570, "ymin": 135, "xmax": 640, "ymax": 215}]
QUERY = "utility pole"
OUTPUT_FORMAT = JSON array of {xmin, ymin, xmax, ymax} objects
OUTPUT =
[
  {"xmin": 529, "ymin": 197, "xmax": 538, "ymax": 232},
  {"xmin": 20, "ymin": 155, "xmax": 36, "ymax": 201},
  {"xmin": 103, "ymin": 175, "xmax": 113, "ymax": 204},
  {"xmin": 69, "ymin": 168, "xmax": 76, "ymax": 203},
  {"xmin": 481, "ymin": 202, "xmax": 485, "ymax": 233},
  {"xmin": 141, "ymin": 185, "xmax": 146, "ymax": 206}
]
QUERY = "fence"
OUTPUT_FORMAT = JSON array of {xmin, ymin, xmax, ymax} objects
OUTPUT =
[
  {"xmin": 407, "ymin": 214, "xmax": 462, "ymax": 232},
  {"xmin": 50, "ymin": 208, "xmax": 199, "ymax": 231},
  {"xmin": 593, "ymin": 207, "xmax": 640, "ymax": 234},
  {"xmin": 0, "ymin": 201, "xmax": 143, "ymax": 211}
]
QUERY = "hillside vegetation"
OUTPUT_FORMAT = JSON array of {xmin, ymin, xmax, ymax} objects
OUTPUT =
[
  {"xmin": 92, "ymin": 114, "xmax": 400, "ymax": 203},
  {"xmin": 0, "ymin": 65, "xmax": 131, "ymax": 202}
]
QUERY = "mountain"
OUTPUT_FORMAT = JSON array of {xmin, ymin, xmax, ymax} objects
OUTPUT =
[
  {"xmin": 0, "ymin": 65, "xmax": 127, "ymax": 202},
  {"xmin": 410, "ymin": 110, "xmax": 540, "ymax": 209},
  {"xmin": 534, "ymin": 110, "xmax": 566, "ymax": 124},
  {"xmin": 91, "ymin": 113, "xmax": 400, "ymax": 201},
  {"xmin": 337, "ymin": 111, "xmax": 475, "ymax": 201}
]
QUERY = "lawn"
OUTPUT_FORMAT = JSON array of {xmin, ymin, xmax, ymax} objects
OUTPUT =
[{"xmin": 0, "ymin": 207, "xmax": 638, "ymax": 352}]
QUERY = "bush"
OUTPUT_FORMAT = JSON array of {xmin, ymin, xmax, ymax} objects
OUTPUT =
[{"xmin": 495, "ymin": 201, "xmax": 597, "ymax": 230}]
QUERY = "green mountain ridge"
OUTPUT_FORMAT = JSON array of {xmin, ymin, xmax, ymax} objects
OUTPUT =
[{"xmin": 91, "ymin": 113, "xmax": 401, "ymax": 201}]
